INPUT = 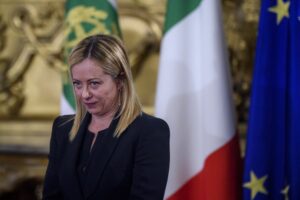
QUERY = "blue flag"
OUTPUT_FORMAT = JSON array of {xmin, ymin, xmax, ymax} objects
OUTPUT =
[{"xmin": 243, "ymin": 0, "xmax": 300, "ymax": 200}]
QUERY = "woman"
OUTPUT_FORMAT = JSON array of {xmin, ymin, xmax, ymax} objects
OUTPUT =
[{"xmin": 43, "ymin": 34, "xmax": 170, "ymax": 200}]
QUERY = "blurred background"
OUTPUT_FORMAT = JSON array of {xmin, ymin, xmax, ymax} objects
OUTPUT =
[{"xmin": 0, "ymin": 0, "xmax": 259, "ymax": 198}]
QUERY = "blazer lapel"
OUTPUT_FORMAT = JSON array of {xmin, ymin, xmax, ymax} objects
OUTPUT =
[
  {"xmin": 60, "ymin": 113, "xmax": 91, "ymax": 200},
  {"xmin": 84, "ymin": 117, "xmax": 121, "ymax": 199}
]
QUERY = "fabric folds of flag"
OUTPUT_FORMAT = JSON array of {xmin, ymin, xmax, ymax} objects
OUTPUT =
[
  {"xmin": 61, "ymin": 0, "xmax": 121, "ymax": 114},
  {"xmin": 155, "ymin": 0, "xmax": 242, "ymax": 199},
  {"xmin": 243, "ymin": 0, "xmax": 300, "ymax": 199}
]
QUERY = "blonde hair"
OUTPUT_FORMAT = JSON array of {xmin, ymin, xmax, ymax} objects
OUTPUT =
[{"xmin": 68, "ymin": 34, "xmax": 142, "ymax": 140}]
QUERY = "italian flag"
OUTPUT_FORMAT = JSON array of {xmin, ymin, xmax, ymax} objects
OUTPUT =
[
  {"xmin": 61, "ymin": 0, "xmax": 121, "ymax": 114},
  {"xmin": 155, "ymin": 0, "xmax": 242, "ymax": 199}
]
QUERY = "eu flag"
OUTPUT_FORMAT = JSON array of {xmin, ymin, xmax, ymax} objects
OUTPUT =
[{"xmin": 243, "ymin": 0, "xmax": 300, "ymax": 200}]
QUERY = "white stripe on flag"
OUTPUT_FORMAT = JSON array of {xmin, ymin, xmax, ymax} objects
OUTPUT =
[
  {"xmin": 155, "ymin": 0, "xmax": 236, "ymax": 197},
  {"xmin": 60, "ymin": 95, "xmax": 75, "ymax": 115}
]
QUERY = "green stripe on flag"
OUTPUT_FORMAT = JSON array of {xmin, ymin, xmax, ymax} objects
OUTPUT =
[
  {"xmin": 63, "ymin": 82, "xmax": 76, "ymax": 109},
  {"xmin": 163, "ymin": 0, "xmax": 202, "ymax": 33}
]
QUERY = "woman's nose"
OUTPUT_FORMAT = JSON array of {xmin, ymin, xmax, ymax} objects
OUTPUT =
[{"xmin": 82, "ymin": 86, "xmax": 91, "ymax": 98}]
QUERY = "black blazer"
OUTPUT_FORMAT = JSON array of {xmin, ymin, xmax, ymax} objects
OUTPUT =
[{"xmin": 43, "ymin": 112, "xmax": 170, "ymax": 200}]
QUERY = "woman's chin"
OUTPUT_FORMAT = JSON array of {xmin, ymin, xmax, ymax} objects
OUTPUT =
[
  {"xmin": 85, "ymin": 107, "xmax": 98, "ymax": 114},
  {"xmin": 87, "ymin": 109, "xmax": 97, "ymax": 115}
]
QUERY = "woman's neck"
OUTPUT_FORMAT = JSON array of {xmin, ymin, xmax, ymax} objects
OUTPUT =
[{"xmin": 89, "ymin": 112, "xmax": 115, "ymax": 133}]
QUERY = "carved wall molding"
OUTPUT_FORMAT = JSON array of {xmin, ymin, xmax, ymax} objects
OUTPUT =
[{"xmin": 0, "ymin": 1, "xmax": 65, "ymax": 116}]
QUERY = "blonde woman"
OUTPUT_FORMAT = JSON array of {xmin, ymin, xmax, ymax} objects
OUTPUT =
[{"xmin": 43, "ymin": 34, "xmax": 170, "ymax": 200}]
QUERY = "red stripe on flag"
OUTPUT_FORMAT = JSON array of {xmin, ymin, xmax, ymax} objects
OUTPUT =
[{"xmin": 167, "ymin": 134, "xmax": 242, "ymax": 200}]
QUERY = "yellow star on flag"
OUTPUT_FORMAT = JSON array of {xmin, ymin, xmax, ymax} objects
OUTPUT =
[
  {"xmin": 268, "ymin": 0, "xmax": 290, "ymax": 25},
  {"xmin": 281, "ymin": 185, "xmax": 289, "ymax": 200},
  {"xmin": 243, "ymin": 171, "xmax": 268, "ymax": 199}
]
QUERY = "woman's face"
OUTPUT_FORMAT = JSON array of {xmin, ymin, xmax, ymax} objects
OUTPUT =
[{"xmin": 72, "ymin": 58, "xmax": 120, "ymax": 118}]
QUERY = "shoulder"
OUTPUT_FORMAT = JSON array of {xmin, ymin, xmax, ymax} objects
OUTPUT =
[
  {"xmin": 141, "ymin": 112, "xmax": 169, "ymax": 127},
  {"xmin": 129, "ymin": 113, "xmax": 170, "ymax": 161},
  {"xmin": 52, "ymin": 115, "xmax": 74, "ymax": 128},
  {"xmin": 51, "ymin": 115, "xmax": 75, "ymax": 138},
  {"xmin": 131, "ymin": 112, "xmax": 170, "ymax": 135}
]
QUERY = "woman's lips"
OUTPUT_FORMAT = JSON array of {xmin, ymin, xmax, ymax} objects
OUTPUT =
[{"xmin": 84, "ymin": 102, "xmax": 97, "ymax": 108}]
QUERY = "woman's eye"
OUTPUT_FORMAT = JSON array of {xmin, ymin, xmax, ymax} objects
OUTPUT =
[
  {"xmin": 90, "ymin": 81, "xmax": 102, "ymax": 87},
  {"xmin": 73, "ymin": 81, "xmax": 81, "ymax": 88},
  {"xmin": 91, "ymin": 81, "xmax": 98, "ymax": 85}
]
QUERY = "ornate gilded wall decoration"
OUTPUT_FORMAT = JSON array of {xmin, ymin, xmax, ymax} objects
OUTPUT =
[{"xmin": 0, "ymin": 1, "xmax": 65, "ymax": 116}]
